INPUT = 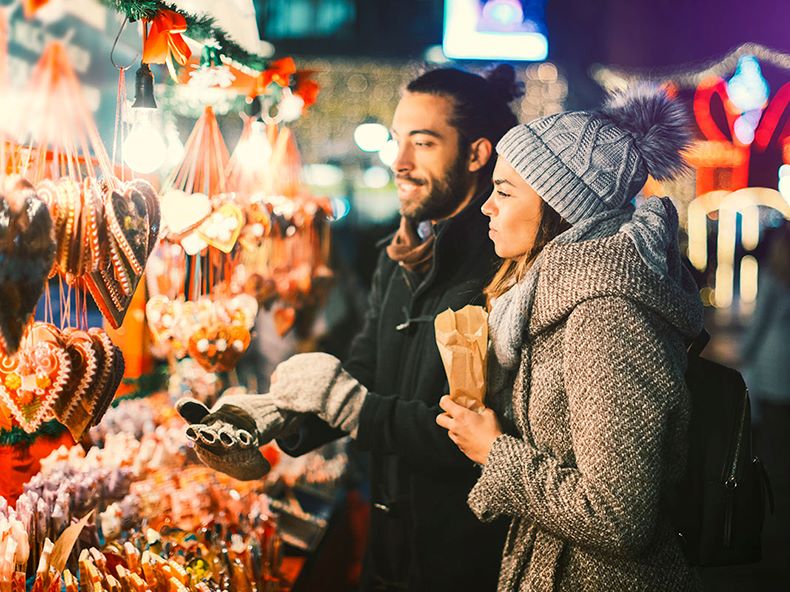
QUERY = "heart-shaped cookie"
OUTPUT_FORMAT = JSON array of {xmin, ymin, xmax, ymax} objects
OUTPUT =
[
  {"xmin": 0, "ymin": 177, "xmax": 56, "ymax": 356},
  {"xmin": 146, "ymin": 295, "xmax": 182, "ymax": 343},
  {"xmin": 188, "ymin": 323, "xmax": 250, "ymax": 373},
  {"xmin": 224, "ymin": 294, "xmax": 258, "ymax": 329},
  {"xmin": 0, "ymin": 322, "xmax": 71, "ymax": 433},
  {"xmin": 54, "ymin": 328, "xmax": 98, "ymax": 421},
  {"xmin": 86, "ymin": 183, "xmax": 157, "ymax": 329},
  {"xmin": 124, "ymin": 179, "xmax": 160, "ymax": 257},
  {"xmin": 160, "ymin": 190, "xmax": 211, "ymax": 237},
  {"xmin": 57, "ymin": 328, "xmax": 124, "ymax": 439},
  {"xmin": 197, "ymin": 203, "xmax": 244, "ymax": 253}
]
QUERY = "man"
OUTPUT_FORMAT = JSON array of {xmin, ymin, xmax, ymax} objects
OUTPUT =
[{"xmin": 180, "ymin": 66, "xmax": 523, "ymax": 591}]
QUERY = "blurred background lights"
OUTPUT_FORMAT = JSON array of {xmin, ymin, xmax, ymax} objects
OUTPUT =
[
  {"xmin": 362, "ymin": 165, "xmax": 391, "ymax": 188},
  {"xmin": 378, "ymin": 139, "xmax": 399, "ymax": 167},
  {"xmin": 354, "ymin": 121, "xmax": 390, "ymax": 152},
  {"xmin": 726, "ymin": 55, "xmax": 770, "ymax": 113},
  {"xmin": 303, "ymin": 163, "xmax": 345, "ymax": 186}
]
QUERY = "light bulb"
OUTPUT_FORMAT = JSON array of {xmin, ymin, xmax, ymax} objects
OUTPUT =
[
  {"xmin": 123, "ymin": 108, "xmax": 168, "ymax": 174},
  {"xmin": 235, "ymin": 121, "xmax": 273, "ymax": 171},
  {"xmin": 163, "ymin": 121, "xmax": 185, "ymax": 171}
]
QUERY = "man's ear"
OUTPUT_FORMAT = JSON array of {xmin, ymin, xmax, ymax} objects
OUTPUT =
[{"xmin": 467, "ymin": 137, "xmax": 493, "ymax": 173}]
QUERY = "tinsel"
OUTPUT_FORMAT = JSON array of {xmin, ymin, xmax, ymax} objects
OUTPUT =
[{"xmin": 98, "ymin": 0, "xmax": 270, "ymax": 71}]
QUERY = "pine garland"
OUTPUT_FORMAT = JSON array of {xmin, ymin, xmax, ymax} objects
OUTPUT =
[
  {"xmin": 112, "ymin": 365, "xmax": 170, "ymax": 408},
  {"xmin": 98, "ymin": 0, "xmax": 271, "ymax": 71},
  {"xmin": 0, "ymin": 420, "xmax": 67, "ymax": 447}
]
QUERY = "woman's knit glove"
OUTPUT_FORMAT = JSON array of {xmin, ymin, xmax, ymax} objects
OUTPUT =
[
  {"xmin": 176, "ymin": 394, "xmax": 301, "ymax": 481},
  {"xmin": 268, "ymin": 352, "xmax": 367, "ymax": 438}
]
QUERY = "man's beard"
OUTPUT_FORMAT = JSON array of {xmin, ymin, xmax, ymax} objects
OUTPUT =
[{"xmin": 399, "ymin": 153, "xmax": 472, "ymax": 222}]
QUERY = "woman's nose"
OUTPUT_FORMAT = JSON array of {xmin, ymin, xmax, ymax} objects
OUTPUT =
[{"xmin": 481, "ymin": 194, "xmax": 496, "ymax": 217}]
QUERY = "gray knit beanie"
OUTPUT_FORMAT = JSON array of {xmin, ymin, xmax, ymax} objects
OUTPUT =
[{"xmin": 496, "ymin": 85, "xmax": 691, "ymax": 224}]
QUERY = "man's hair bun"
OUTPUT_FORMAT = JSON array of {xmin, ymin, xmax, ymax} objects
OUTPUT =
[{"xmin": 485, "ymin": 64, "xmax": 525, "ymax": 103}]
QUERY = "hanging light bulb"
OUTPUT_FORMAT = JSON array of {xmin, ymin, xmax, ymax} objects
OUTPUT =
[
  {"xmin": 124, "ymin": 63, "xmax": 168, "ymax": 174},
  {"xmin": 163, "ymin": 120, "xmax": 185, "ymax": 172},
  {"xmin": 235, "ymin": 121, "xmax": 273, "ymax": 171}
]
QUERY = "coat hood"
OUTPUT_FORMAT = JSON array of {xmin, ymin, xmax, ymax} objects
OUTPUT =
[{"xmin": 531, "ymin": 206, "xmax": 704, "ymax": 340}]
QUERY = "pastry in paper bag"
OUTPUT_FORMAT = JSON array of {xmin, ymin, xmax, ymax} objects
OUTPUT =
[{"xmin": 434, "ymin": 305, "xmax": 488, "ymax": 411}]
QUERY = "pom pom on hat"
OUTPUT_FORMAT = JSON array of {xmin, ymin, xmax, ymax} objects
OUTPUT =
[{"xmin": 601, "ymin": 84, "xmax": 691, "ymax": 181}]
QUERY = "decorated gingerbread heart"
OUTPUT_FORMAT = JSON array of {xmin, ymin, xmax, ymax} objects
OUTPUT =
[
  {"xmin": 197, "ymin": 202, "xmax": 244, "ymax": 253},
  {"xmin": 86, "ymin": 182, "xmax": 158, "ymax": 329},
  {"xmin": 0, "ymin": 177, "xmax": 56, "ymax": 356},
  {"xmin": 0, "ymin": 323, "xmax": 71, "ymax": 433},
  {"xmin": 160, "ymin": 189, "xmax": 211, "ymax": 238},
  {"xmin": 187, "ymin": 323, "xmax": 251, "ymax": 373},
  {"xmin": 146, "ymin": 295, "xmax": 182, "ymax": 344}
]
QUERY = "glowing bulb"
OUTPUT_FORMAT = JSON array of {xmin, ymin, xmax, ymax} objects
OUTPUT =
[
  {"xmin": 354, "ymin": 122, "xmax": 389, "ymax": 152},
  {"xmin": 123, "ymin": 109, "xmax": 167, "ymax": 174},
  {"xmin": 378, "ymin": 139, "xmax": 399, "ymax": 167},
  {"xmin": 163, "ymin": 121, "xmax": 185, "ymax": 172}
]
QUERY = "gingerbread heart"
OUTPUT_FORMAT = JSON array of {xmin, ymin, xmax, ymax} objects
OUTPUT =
[
  {"xmin": 124, "ymin": 179, "xmax": 160, "ymax": 257},
  {"xmin": 0, "ymin": 177, "xmax": 56, "ymax": 356},
  {"xmin": 160, "ymin": 189, "xmax": 211, "ymax": 237},
  {"xmin": 0, "ymin": 322, "xmax": 71, "ymax": 433},
  {"xmin": 197, "ymin": 203, "xmax": 244, "ymax": 253},
  {"xmin": 224, "ymin": 294, "xmax": 258, "ymax": 329},
  {"xmin": 55, "ymin": 179, "xmax": 82, "ymax": 277},
  {"xmin": 106, "ymin": 189, "xmax": 149, "ymax": 278},
  {"xmin": 53, "ymin": 328, "xmax": 98, "ymax": 423},
  {"xmin": 188, "ymin": 323, "xmax": 250, "ymax": 373},
  {"xmin": 86, "ymin": 183, "xmax": 157, "ymax": 329},
  {"xmin": 81, "ymin": 177, "xmax": 106, "ymax": 275},
  {"xmin": 146, "ymin": 295, "xmax": 182, "ymax": 343}
]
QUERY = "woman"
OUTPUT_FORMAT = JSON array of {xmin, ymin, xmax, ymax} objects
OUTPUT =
[{"xmin": 436, "ymin": 86, "xmax": 704, "ymax": 591}]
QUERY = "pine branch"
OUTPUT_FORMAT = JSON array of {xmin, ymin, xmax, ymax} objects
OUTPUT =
[{"xmin": 97, "ymin": 0, "xmax": 271, "ymax": 71}]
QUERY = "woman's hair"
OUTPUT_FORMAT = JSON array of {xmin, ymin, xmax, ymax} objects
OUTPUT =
[
  {"xmin": 406, "ymin": 65, "xmax": 524, "ymax": 179},
  {"xmin": 768, "ymin": 220, "xmax": 790, "ymax": 287},
  {"xmin": 484, "ymin": 201, "xmax": 571, "ymax": 307}
]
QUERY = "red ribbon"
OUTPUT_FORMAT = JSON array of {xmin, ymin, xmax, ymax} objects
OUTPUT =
[{"xmin": 142, "ymin": 9, "xmax": 192, "ymax": 67}]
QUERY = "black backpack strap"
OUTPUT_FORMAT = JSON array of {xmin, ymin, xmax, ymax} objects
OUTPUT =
[{"xmin": 687, "ymin": 329, "xmax": 710, "ymax": 358}]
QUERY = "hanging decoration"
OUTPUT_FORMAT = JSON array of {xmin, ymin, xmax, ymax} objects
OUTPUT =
[
  {"xmin": 97, "ymin": 0, "xmax": 272, "ymax": 71},
  {"xmin": 147, "ymin": 105, "xmax": 258, "ymax": 372},
  {"xmin": 0, "ymin": 42, "xmax": 163, "ymax": 437},
  {"xmin": 225, "ymin": 119, "xmax": 334, "ymax": 337}
]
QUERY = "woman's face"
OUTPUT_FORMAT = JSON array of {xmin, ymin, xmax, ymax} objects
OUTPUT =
[{"xmin": 481, "ymin": 158, "xmax": 544, "ymax": 259}]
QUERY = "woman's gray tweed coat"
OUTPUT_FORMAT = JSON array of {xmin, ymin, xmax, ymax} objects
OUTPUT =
[{"xmin": 468, "ymin": 231, "xmax": 704, "ymax": 591}]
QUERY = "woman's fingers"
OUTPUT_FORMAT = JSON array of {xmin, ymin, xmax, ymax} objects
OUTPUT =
[
  {"xmin": 436, "ymin": 411, "xmax": 454, "ymax": 430},
  {"xmin": 439, "ymin": 395, "xmax": 464, "ymax": 414}
]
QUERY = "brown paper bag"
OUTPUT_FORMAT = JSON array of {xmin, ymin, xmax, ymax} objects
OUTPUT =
[{"xmin": 434, "ymin": 305, "xmax": 488, "ymax": 411}]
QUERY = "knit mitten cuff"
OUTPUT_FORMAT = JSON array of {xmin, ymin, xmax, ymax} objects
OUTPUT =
[
  {"xmin": 210, "ymin": 393, "xmax": 297, "ymax": 443},
  {"xmin": 269, "ymin": 352, "xmax": 367, "ymax": 437}
]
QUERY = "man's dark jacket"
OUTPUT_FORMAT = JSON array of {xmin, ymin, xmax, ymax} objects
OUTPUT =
[{"xmin": 279, "ymin": 193, "xmax": 508, "ymax": 591}]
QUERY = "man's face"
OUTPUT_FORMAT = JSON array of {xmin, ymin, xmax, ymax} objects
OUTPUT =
[{"xmin": 389, "ymin": 92, "xmax": 473, "ymax": 222}]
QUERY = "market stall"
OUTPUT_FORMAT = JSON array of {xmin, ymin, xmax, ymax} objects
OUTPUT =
[{"xmin": 0, "ymin": 2, "xmax": 343, "ymax": 589}]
